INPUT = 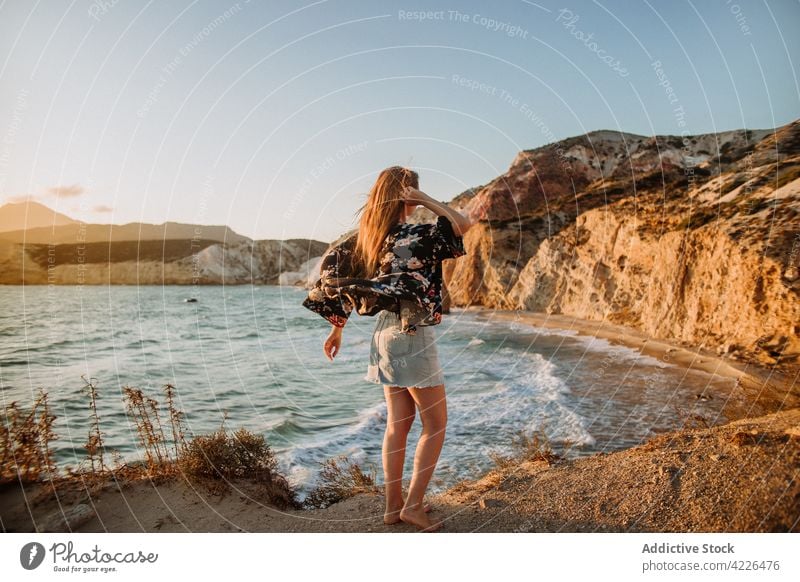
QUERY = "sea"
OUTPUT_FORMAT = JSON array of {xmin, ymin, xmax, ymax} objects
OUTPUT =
[{"xmin": 0, "ymin": 285, "xmax": 740, "ymax": 500}]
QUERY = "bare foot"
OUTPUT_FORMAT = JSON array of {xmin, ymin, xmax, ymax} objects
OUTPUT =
[
  {"xmin": 399, "ymin": 503, "xmax": 442, "ymax": 532},
  {"xmin": 384, "ymin": 501, "xmax": 432, "ymax": 525}
]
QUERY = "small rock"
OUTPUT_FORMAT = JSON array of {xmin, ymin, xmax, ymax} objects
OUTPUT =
[
  {"xmin": 479, "ymin": 497, "xmax": 507, "ymax": 509},
  {"xmin": 40, "ymin": 503, "xmax": 95, "ymax": 532},
  {"xmin": 729, "ymin": 431, "xmax": 758, "ymax": 446},
  {"xmin": 756, "ymin": 353, "xmax": 778, "ymax": 366},
  {"xmin": 784, "ymin": 426, "xmax": 800, "ymax": 438}
]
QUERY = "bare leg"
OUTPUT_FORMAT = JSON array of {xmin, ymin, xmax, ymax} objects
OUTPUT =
[
  {"xmin": 382, "ymin": 385, "xmax": 415, "ymax": 524},
  {"xmin": 400, "ymin": 384, "xmax": 447, "ymax": 532}
]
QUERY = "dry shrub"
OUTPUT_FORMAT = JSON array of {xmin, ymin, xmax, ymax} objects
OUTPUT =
[
  {"xmin": 119, "ymin": 383, "xmax": 188, "ymax": 477},
  {"xmin": 83, "ymin": 375, "xmax": 106, "ymax": 475},
  {"xmin": 0, "ymin": 389, "xmax": 57, "ymax": 484},
  {"xmin": 303, "ymin": 455, "xmax": 379, "ymax": 509},
  {"xmin": 490, "ymin": 429, "xmax": 564, "ymax": 469},
  {"xmin": 727, "ymin": 430, "xmax": 761, "ymax": 447},
  {"xmin": 671, "ymin": 402, "xmax": 710, "ymax": 430},
  {"xmin": 3, "ymin": 378, "xmax": 299, "ymax": 510},
  {"xmin": 122, "ymin": 386, "xmax": 172, "ymax": 474},
  {"xmin": 178, "ymin": 426, "xmax": 298, "ymax": 509},
  {"xmin": 180, "ymin": 427, "xmax": 276, "ymax": 480},
  {"xmin": 59, "ymin": 380, "xmax": 181, "ymax": 496},
  {"xmin": 163, "ymin": 383, "xmax": 187, "ymax": 460}
]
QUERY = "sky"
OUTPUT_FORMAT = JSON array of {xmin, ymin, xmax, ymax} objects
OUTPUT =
[{"xmin": 0, "ymin": 0, "xmax": 798, "ymax": 242}]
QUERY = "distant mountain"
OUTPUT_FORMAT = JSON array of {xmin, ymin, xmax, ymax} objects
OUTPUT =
[
  {"xmin": 0, "ymin": 201, "xmax": 78, "ymax": 232},
  {"xmin": 0, "ymin": 220, "xmax": 250, "ymax": 245},
  {"xmin": 0, "ymin": 237, "xmax": 329, "ymax": 285},
  {"xmin": 0, "ymin": 201, "xmax": 250, "ymax": 244},
  {"xmin": 0, "ymin": 201, "xmax": 328, "ymax": 285}
]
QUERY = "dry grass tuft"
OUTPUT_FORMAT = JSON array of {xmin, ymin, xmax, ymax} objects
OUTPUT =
[
  {"xmin": 2, "ymin": 379, "xmax": 300, "ymax": 510},
  {"xmin": 83, "ymin": 375, "xmax": 106, "ymax": 475},
  {"xmin": 303, "ymin": 455, "xmax": 379, "ymax": 509},
  {"xmin": 489, "ymin": 429, "xmax": 565, "ymax": 469},
  {"xmin": 122, "ymin": 386, "xmax": 173, "ymax": 474},
  {"xmin": 163, "ymin": 383, "xmax": 187, "ymax": 460},
  {"xmin": 0, "ymin": 388, "xmax": 57, "ymax": 484},
  {"xmin": 727, "ymin": 430, "xmax": 761, "ymax": 447},
  {"xmin": 671, "ymin": 402, "xmax": 711, "ymax": 430}
]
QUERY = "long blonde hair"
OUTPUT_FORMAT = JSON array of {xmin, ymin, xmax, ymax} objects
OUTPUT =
[{"xmin": 352, "ymin": 166, "xmax": 419, "ymax": 278}]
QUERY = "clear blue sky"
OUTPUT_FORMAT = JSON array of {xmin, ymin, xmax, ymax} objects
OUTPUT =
[{"xmin": 1, "ymin": 0, "xmax": 798, "ymax": 242}]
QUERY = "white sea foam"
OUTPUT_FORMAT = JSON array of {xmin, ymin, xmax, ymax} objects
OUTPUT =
[
  {"xmin": 279, "ymin": 303, "xmax": 724, "ymax": 500},
  {"xmin": 276, "ymin": 401, "xmax": 388, "ymax": 494},
  {"xmin": 450, "ymin": 347, "xmax": 597, "ymax": 448},
  {"xmin": 569, "ymin": 334, "xmax": 673, "ymax": 368},
  {"xmin": 449, "ymin": 310, "xmax": 673, "ymax": 368},
  {"xmin": 279, "ymin": 342, "xmax": 596, "ymax": 498}
]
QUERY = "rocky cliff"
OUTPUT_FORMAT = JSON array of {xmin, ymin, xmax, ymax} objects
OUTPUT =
[
  {"xmin": 440, "ymin": 120, "xmax": 800, "ymax": 373},
  {"xmin": 0, "ymin": 237, "xmax": 328, "ymax": 285},
  {"xmin": 0, "ymin": 203, "xmax": 329, "ymax": 285}
]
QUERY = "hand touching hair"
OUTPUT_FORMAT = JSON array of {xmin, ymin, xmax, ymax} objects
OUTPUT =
[{"xmin": 353, "ymin": 166, "xmax": 419, "ymax": 278}]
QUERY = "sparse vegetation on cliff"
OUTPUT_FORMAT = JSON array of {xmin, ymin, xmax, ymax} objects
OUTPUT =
[
  {"xmin": 302, "ymin": 455, "xmax": 380, "ymax": 510},
  {"xmin": 0, "ymin": 377, "xmax": 300, "ymax": 514}
]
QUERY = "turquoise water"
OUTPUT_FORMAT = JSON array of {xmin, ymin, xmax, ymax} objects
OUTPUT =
[{"xmin": 0, "ymin": 285, "xmax": 738, "ymax": 498}]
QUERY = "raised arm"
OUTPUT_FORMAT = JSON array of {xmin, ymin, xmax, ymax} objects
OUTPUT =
[{"xmin": 402, "ymin": 187, "xmax": 475, "ymax": 236}]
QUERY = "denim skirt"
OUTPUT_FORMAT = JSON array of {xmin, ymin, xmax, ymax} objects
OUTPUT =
[{"xmin": 363, "ymin": 310, "xmax": 445, "ymax": 388}]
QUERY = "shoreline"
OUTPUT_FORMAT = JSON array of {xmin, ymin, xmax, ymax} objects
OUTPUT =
[
  {"xmin": 457, "ymin": 306, "xmax": 800, "ymax": 412},
  {"xmin": 2, "ymin": 305, "xmax": 798, "ymax": 533}
]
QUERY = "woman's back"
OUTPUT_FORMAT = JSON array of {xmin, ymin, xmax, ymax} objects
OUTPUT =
[{"xmin": 302, "ymin": 215, "xmax": 466, "ymax": 334}]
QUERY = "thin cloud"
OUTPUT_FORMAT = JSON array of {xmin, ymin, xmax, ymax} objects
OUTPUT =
[
  {"xmin": 4, "ymin": 195, "xmax": 38, "ymax": 204},
  {"xmin": 92, "ymin": 204, "xmax": 113, "ymax": 213},
  {"xmin": 47, "ymin": 184, "xmax": 84, "ymax": 198}
]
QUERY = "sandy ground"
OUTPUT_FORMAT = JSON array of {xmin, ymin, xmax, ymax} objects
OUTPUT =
[
  {"xmin": 2, "ymin": 310, "xmax": 798, "ymax": 533},
  {"xmin": 2, "ymin": 407, "xmax": 797, "ymax": 533}
]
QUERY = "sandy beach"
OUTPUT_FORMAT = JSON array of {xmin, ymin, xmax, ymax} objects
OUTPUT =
[
  {"xmin": 462, "ymin": 306, "xmax": 800, "ymax": 412},
  {"xmin": 2, "ymin": 310, "xmax": 798, "ymax": 533}
]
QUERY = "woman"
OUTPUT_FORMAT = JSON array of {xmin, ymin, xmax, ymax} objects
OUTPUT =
[{"xmin": 302, "ymin": 166, "xmax": 474, "ymax": 531}]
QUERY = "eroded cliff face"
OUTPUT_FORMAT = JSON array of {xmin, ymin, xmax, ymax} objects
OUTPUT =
[
  {"xmin": 442, "ymin": 120, "xmax": 800, "ymax": 371},
  {"xmin": 504, "ymin": 208, "xmax": 799, "ymax": 366}
]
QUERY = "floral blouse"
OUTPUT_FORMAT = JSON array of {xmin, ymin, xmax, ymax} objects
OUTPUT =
[{"xmin": 302, "ymin": 215, "xmax": 467, "ymax": 334}]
